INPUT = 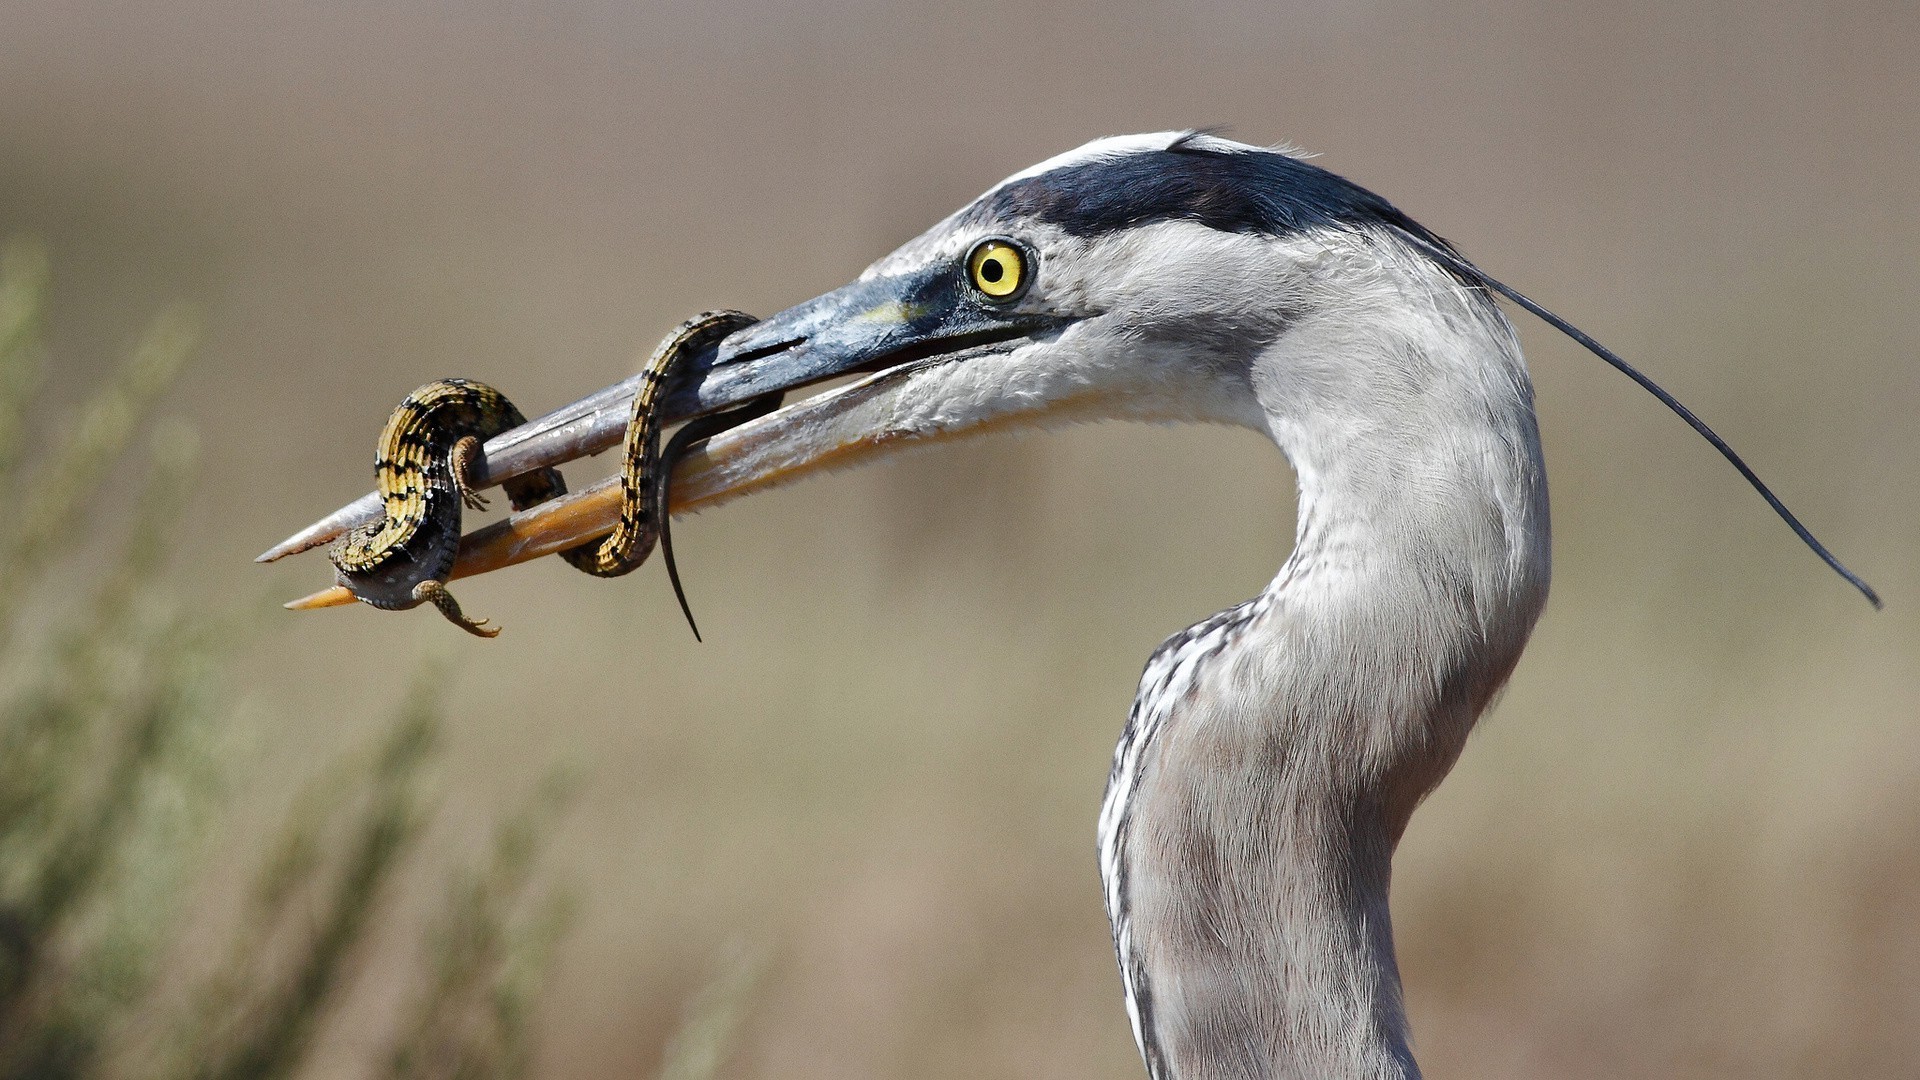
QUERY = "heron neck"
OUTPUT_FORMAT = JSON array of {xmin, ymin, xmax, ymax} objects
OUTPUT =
[
  {"xmin": 1107, "ymin": 296, "xmax": 1549, "ymax": 1080},
  {"xmin": 1258, "ymin": 303, "xmax": 1550, "ymax": 1073}
]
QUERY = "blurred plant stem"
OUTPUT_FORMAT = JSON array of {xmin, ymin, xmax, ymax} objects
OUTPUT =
[
  {"xmin": 0, "ymin": 238, "xmax": 214, "ymax": 1079},
  {"xmin": 166, "ymin": 687, "xmax": 439, "ymax": 1080},
  {"xmin": 0, "ymin": 240, "xmax": 576, "ymax": 1079},
  {"xmin": 381, "ymin": 767, "xmax": 579, "ymax": 1080},
  {"xmin": 655, "ymin": 942, "xmax": 766, "ymax": 1080}
]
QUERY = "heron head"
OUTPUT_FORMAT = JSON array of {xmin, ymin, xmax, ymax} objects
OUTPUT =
[
  {"xmin": 678, "ymin": 130, "xmax": 1478, "ymax": 501},
  {"xmin": 269, "ymin": 131, "xmax": 1877, "ymax": 612}
]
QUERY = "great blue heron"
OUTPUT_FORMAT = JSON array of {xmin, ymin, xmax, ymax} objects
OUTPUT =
[{"xmin": 267, "ymin": 131, "xmax": 1877, "ymax": 1078}]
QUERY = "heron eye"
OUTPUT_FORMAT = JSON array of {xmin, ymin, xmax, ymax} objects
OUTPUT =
[{"xmin": 967, "ymin": 239, "xmax": 1028, "ymax": 300}]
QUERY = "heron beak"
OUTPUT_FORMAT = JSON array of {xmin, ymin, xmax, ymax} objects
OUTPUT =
[{"xmin": 269, "ymin": 266, "xmax": 1077, "ymax": 609}]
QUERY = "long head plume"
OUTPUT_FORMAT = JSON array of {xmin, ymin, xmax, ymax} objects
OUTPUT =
[{"xmin": 1393, "ymin": 230, "xmax": 1881, "ymax": 609}]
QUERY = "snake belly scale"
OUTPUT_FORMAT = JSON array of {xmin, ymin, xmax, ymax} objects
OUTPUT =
[{"xmin": 328, "ymin": 310, "xmax": 758, "ymax": 637}]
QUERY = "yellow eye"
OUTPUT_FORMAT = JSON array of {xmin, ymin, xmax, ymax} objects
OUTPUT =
[{"xmin": 967, "ymin": 239, "xmax": 1029, "ymax": 300}]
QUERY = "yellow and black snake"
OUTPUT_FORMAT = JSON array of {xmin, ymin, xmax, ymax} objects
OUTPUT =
[{"xmin": 329, "ymin": 309, "xmax": 767, "ymax": 637}]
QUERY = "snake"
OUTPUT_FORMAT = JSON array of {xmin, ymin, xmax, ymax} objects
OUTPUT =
[{"xmin": 329, "ymin": 309, "xmax": 774, "ymax": 638}]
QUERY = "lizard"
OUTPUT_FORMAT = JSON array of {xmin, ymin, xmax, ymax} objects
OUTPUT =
[{"xmin": 329, "ymin": 309, "xmax": 766, "ymax": 637}]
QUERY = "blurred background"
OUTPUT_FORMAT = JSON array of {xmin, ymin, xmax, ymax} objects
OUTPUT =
[{"xmin": 2, "ymin": 0, "xmax": 1917, "ymax": 1076}]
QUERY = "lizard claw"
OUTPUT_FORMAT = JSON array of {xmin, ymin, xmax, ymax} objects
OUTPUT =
[
  {"xmin": 411, "ymin": 579, "xmax": 502, "ymax": 639},
  {"xmin": 450, "ymin": 436, "xmax": 492, "ymax": 513}
]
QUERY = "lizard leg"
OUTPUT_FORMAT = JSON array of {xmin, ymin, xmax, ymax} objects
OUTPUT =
[
  {"xmin": 411, "ymin": 579, "xmax": 501, "ymax": 638},
  {"xmin": 450, "ymin": 435, "xmax": 491, "ymax": 512}
]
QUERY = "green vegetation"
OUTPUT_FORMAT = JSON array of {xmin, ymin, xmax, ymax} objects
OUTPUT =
[
  {"xmin": 653, "ymin": 943, "xmax": 765, "ymax": 1080},
  {"xmin": 0, "ymin": 241, "xmax": 575, "ymax": 1080}
]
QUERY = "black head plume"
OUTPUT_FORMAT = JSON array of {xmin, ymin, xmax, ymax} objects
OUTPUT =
[{"xmin": 1396, "ymin": 230, "xmax": 1881, "ymax": 610}]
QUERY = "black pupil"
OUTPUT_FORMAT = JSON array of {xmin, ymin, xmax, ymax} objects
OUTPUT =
[{"xmin": 981, "ymin": 257, "xmax": 1005, "ymax": 283}]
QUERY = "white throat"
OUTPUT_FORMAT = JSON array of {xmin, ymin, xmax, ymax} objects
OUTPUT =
[{"xmin": 1098, "ymin": 245, "xmax": 1550, "ymax": 1080}]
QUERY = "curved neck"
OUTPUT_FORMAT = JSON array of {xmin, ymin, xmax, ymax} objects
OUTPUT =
[{"xmin": 1102, "ymin": 283, "xmax": 1549, "ymax": 1080}]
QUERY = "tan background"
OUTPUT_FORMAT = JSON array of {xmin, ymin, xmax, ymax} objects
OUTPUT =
[{"xmin": 4, "ymin": 1, "xmax": 1918, "ymax": 1076}]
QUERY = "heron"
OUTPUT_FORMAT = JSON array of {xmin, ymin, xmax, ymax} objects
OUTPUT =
[{"xmin": 267, "ymin": 131, "xmax": 1878, "ymax": 1078}]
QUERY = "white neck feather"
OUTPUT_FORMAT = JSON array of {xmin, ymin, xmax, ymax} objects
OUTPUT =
[{"xmin": 1101, "ymin": 250, "xmax": 1549, "ymax": 1080}]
